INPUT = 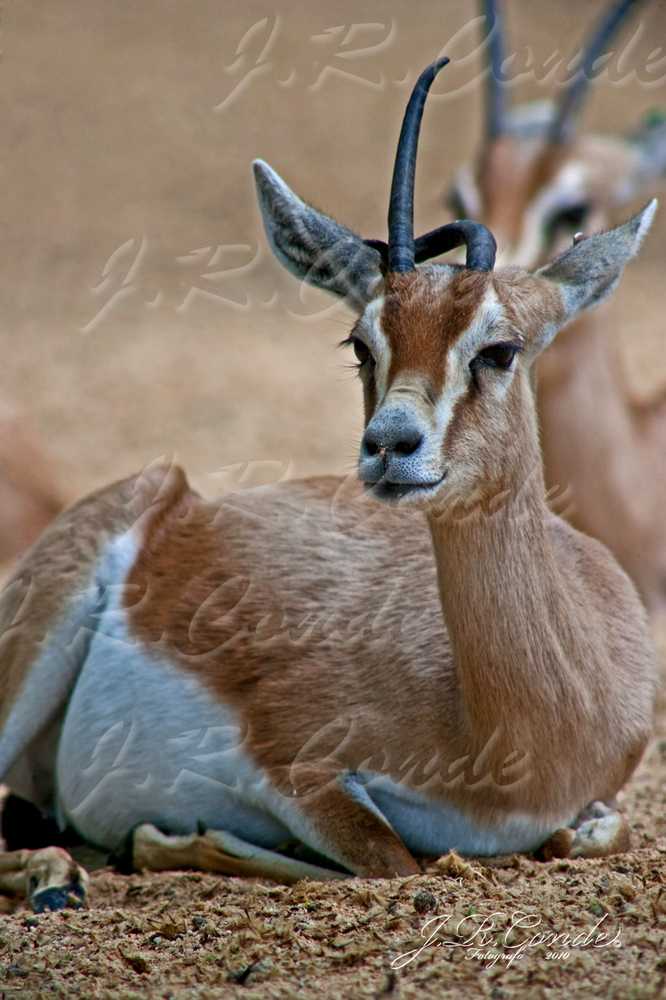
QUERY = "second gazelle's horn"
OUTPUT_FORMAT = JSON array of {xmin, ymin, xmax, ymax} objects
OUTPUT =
[
  {"xmin": 481, "ymin": 0, "xmax": 508, "ymax": 140},
  {"xmin": 550, "ymin": 0, "xmax": 648, "ymax": 144}
]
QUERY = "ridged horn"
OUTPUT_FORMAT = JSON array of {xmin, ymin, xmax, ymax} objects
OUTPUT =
[
  {"xmin": 550, "ymin": 0, "xmax": 648, "ymax": 145},
  {"xmin": 388, "ymin": 57, "xmax": 450, "ymax": 273},
  {"xmin": 365, "ymin": 221, "xmax": 497, "ymax": 272},
  {"xmin": 415, "ymin": 221, "xmax": 497, "ymax": 271}
]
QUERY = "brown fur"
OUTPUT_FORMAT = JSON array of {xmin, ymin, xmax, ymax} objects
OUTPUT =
[
  {"xmin": 478, "ymin": 139, "xmax": 566, "ymax": 248},
  {"xmin": 382, "ymin": 270, "xmax": 491, "ymax": 393},
  {"xmin": 119, "ymin": 438, "xmax": 653, "ymax": 837},
  {"xmin": 0, "ymin": 157, "xmax": 659, "ymax": 881},
  {"xmin": 0, "ymin": 463, "xmax": 187, "ymax": 731},
  {"xmin": 105, "ymin": 239, "xmax": 656, "ymax": 872}
]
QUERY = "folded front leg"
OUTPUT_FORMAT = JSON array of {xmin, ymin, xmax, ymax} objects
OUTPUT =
[
  {"xmin": 130, "ymin": 824, "xmax": 348, "ymax": 884},
  {"xmin": 131, "ymin": 771, "xmax": 420, "ymax": 883},
  {"xmin": 0, "ymin": 847, "xmax": 89, "ymax": 912}
]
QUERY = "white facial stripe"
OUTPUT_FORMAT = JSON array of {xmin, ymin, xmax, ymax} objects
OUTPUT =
[
  {"xmin": 452, "ymin": 163, "xmax": 483, "ymax": 220},
  {"xmin": 512, "ymin": 162, "xmax": 589, "ymax": 267},
  {"xmin": 370, "ymin": 280, "xmax": 514, "ymax": 442},
  {"xmin": 357, "ymin": 296, "xmax": 392, "ymax": 403},
  {"xmin": 454, "ymin": 288, "xmax": 508, "ymax": 362},
  {"xmin": 432, "ymin": 289, "xmax": 514, "ymax": 439},
  {"xmin": 355, "ymin": 273, "xmax": 525, "ymax": 493}
]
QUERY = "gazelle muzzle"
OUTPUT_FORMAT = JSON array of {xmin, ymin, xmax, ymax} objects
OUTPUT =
[{"xmin": 360, "ymin": 402, "xmax": 445, "ymax": 496}]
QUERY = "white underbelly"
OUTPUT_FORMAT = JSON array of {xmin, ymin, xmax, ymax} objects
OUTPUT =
[
  {"xmin": 363, "ymin": 776, "xmax": 557, "ymax": 856},
  {"xmin": 56, "ymin": 617, "xmax": 291, "ymax": 851},
  {"xmin": 55, "ymin": 567, "xmax": 556, "ymax": 859}
]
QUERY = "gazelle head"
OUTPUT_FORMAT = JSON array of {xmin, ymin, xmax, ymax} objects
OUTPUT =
[
  {"xmin": 450, "ymin": 0, "xmax": 666, "ymax": 267},
  {"xmin": 255, "ymin": 59, "xmax": 656, "ymax": 516}
]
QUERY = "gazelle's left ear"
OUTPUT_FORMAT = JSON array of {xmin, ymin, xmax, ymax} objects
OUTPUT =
[
  {"xmin": 254, "ymin": 160, "xmax": 384, "ymax": 313},
  {"xmin": 536, "ymin": 201, "xmax": 657, "ymax": 338}
]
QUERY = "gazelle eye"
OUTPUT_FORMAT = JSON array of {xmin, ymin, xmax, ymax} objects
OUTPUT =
[
  {"xmin": 546, "ymin": 203, "xmax": 589, "ymax": 241},
  {"xmin": 351, "ymin": 338, "xmax": 374, "ymax": 367},
  {"xmin": 476, "ymin": 343, "xmax": 519, "ymax": 369}
]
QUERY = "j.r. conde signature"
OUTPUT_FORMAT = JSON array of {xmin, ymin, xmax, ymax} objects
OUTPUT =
[{"xmin": 392, "ymin": 910, "xmax": 622, "ymax": 970}]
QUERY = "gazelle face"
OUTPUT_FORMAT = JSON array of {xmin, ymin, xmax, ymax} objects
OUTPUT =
[
  {"xmin": 255, "ymin": 151, "xmax": 655, "ymax": 520},
  {"xmin": 350, "ymin": 266, "xmax": 543, "ymax": 513},
  {"xmin": 449, "ymin": 105, "xmax": 644, "ymax": 269}
]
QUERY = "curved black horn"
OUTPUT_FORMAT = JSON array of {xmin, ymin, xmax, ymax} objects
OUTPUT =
[
  {"xmin": 388, "ymin": 57, "xmax": 450, "ymax": 273},
  {"xmin": 415, "ymin": 221, "xmax": 497, "ymax": 271},
  {"xmin": 364, "ymin": 220, "xmax": 497, "ymax": 272},
  {"xmin": 481, "ymin": 0, "xmax": 507, "ymax": 140},
  {"xmin": 550, "ymin": 0, "xmax": 648, "ymax": 144}
]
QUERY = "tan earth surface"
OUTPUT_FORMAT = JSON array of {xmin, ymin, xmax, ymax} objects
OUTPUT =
[{"xmin": 1, "ymin": 2, "xmax": 666, "ymax": 998}]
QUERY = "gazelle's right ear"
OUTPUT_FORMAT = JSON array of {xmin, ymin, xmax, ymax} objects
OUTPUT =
[
  {"xmin": 628, "ymin": 115, "xmax": 666, "ymax": 191},
  {"xmin": 254, "ymin": 160, "xmax": 384, "ymax": 313},
  {"xmin": 536, "ymin": 200, "xmax": 657, "ymax": 338}
]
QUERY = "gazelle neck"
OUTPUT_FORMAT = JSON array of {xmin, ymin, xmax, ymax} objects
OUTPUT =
[{"xmin": 426, "ymin": 426, "xmax": 573, "ymax": 755}]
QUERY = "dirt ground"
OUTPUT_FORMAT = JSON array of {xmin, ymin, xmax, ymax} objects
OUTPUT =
[
  {"xmin": 0, "ymin": 691, "xmax": 661, "ymax": 1000},
  {"xmin": 1, "ymin": 1, "xmax": 666, "ymax": 997}
]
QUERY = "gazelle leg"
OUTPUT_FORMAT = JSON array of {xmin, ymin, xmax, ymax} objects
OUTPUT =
[
  {"xmin": 131, "ymin": 773, "xmax": 421, "ymax": 882},
  {"xmin": 540, "ymin": 801, "xmax": 630, "ymax": 860},
  {"xmin": 291, "ymin": 780, "xmax": 422, "ymax": 878},
  {"xmin": 0, "ymin": 847, "xmax": 89, "ymax": 912},
  {"xmin": 130, "ymin": 824, "xmax": 348, "ymax": 883}
]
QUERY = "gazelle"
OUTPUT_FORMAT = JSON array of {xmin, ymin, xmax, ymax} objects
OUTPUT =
[
  {"xmin": 0, "ymin": 405, "xmax": 63, "ymax": 571},
  {"xmin": 450, "ymin": 0, "xmax": 666, "ymax": 614},
  {"xmin": 0, "ymin": 57, "xmax": 659, "ymax": 911}
]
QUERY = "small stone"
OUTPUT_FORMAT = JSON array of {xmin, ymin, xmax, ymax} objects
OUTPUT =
[
  {"xmin": 7, "ymin": 966, "xmax": 28, "ymax": 978},
  {"xmin": 121, "ymin": 952, "xmax": 150, "ymax": 974},
  {"xmin": 413, "ymin": 889, "xmax": 437, "ymax": 914}
]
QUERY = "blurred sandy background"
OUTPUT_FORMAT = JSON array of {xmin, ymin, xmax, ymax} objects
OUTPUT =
[{"xmin": 1, "ymin": 0, "xmax": 665, "ymax": 507}]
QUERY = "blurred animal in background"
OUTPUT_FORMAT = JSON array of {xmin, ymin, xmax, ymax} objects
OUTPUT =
[
  {"xmin": 0, "ymin": 403, "xmax": 63, "ymax": 572},
  {"xmin": 449, "ymin": 0, "xmax": 666, "ymax": 614}
]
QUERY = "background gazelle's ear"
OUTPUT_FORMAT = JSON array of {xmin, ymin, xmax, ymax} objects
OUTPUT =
[
  {"xmin": 536, "ymin": 200, "xmax": 657, "ymax": 337},
  {"xmin": 254, "ymin": 160, "xmax": 384, "ymax": 313},
  {"xmin": 626, "ymin": 114, "xmax": 666, "ymax": 194}
]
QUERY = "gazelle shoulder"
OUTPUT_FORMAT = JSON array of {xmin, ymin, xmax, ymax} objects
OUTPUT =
[{"xmin": 547, "ymin": 514, "xmax": 652, "ymax": 633}]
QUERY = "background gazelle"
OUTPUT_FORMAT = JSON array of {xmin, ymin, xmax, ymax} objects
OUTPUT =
[
  {"xmin": 450, "ymin": 0, "xmax": 666, "ymax": 613},
  {"xmin": 0, "ymin": 58, "xmax": 658, "ymax": 911}
]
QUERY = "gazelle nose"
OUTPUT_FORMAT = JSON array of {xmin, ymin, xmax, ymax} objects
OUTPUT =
[
  {"xmin": 358, "ymin": 405, "xmax": 440, "ymax": 488},
  {"xmin": 363, "ymin": 427, "xmax": 423, "ymax": 458},
  {"xmin": 362, "ymin": 422, "xmax": 423, "ymax": 459}
]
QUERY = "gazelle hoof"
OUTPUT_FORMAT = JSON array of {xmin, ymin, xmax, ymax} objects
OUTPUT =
[
  {"xmin": 539, "ymin": 801, "xmax": 631, "ymax": 860},
  {"xmin": 26, "ymin": 847, "xmax": 89, "ymax": 912},
  {"xmin": 32, "ymin": 881, "xmax": 85, "ymax": 913}
]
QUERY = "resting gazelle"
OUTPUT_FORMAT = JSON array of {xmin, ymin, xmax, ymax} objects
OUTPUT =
[{"xmin": 0, "ymin": 57, "xmax": 658, "ymax": 911}]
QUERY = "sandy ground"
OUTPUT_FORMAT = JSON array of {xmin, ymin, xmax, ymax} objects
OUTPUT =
[{"xmin": 1, "ymin": 1, "xmax": 666, "ymax": 997}]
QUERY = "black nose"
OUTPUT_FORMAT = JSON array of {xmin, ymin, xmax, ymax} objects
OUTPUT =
[{"xmin": 362, "ymin": 423, "xmax": 423, "ymax": 459}]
